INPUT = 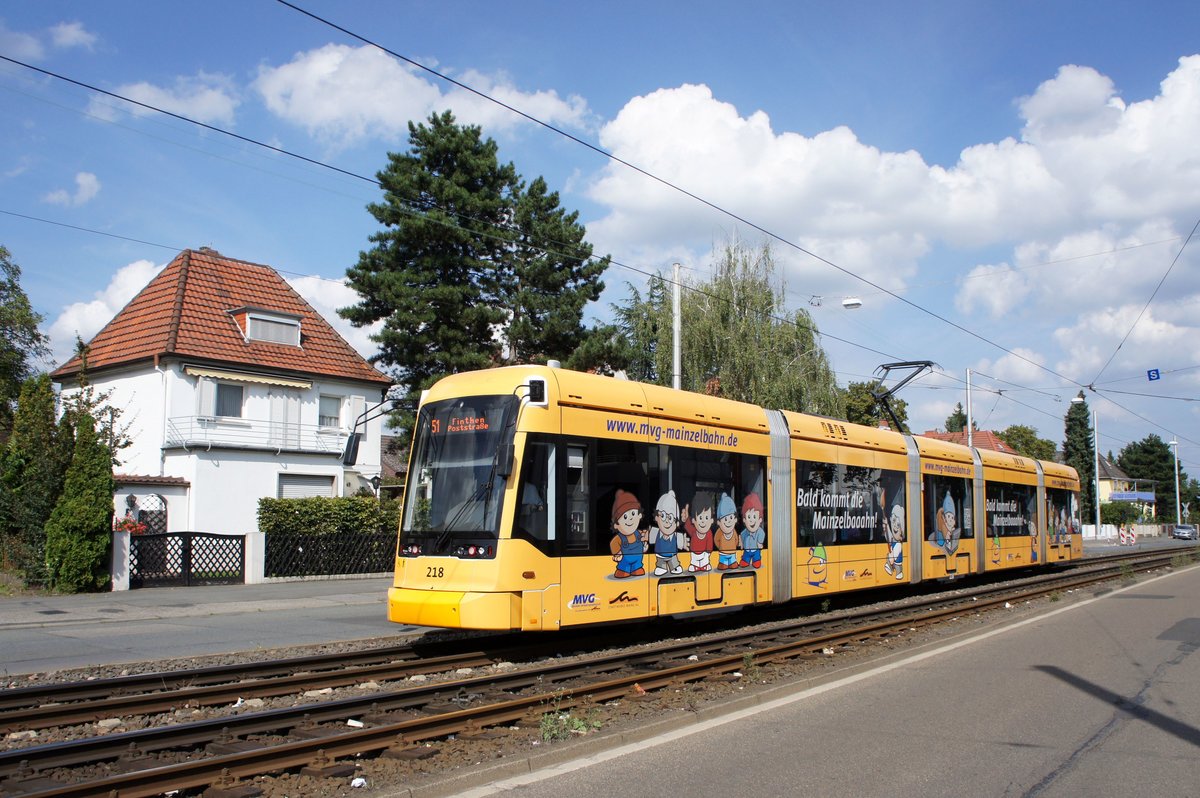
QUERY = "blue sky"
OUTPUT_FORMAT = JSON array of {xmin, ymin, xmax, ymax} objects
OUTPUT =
[{"xmin": 2, "ymin": 1, "xmax": 1199, "ymax": 483}]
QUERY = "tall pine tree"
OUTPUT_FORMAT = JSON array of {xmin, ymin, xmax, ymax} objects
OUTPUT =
[
  {"xmin": 1063, "ymin": 393, "xmax": 1095, "ymax": 524},
  {"xmin": 342, "ymin": 113, "xmax": 609, "ymax": 437},
  {"xmin": 505, "ymin": 177, "xmax": 608, "ymax": 364}
]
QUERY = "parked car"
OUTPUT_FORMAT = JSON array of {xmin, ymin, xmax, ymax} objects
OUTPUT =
[{"xmin": 1172, "ymin": 524, "xmax": 1198, "ymax": 540}]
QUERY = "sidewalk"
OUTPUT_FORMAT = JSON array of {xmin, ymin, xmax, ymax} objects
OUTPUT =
[
  {"xmin": 0, "ymin": 576, "xmax": 392, "ymax": 630},
  {"xmin": 0, "ymin": 576, "xmax": 399, "ymax": 676}
]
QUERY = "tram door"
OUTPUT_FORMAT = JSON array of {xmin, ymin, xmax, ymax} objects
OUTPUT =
[{"xmin": 557, "ymin": 440, "xmax": 651, "ymax": 626}]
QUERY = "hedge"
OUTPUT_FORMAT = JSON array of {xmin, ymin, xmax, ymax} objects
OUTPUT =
[{"xmin": 257, "ymin": 495, "xmax": 401, "ymax": 537}]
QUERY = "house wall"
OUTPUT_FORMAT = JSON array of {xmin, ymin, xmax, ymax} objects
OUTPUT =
[
  {"xmin": 60, "ymin": 367, "xmax": 169, "ymax": 477},
  {"xmin": 114, "ymin": 484, "xmax": 190, "ymax": 533},
  {"xmin": 59, "ymin": 360, "xmax": 389, "ymax": 542},
  {"xmin": 166, "ymin": 449, "xmax": 349, "ymax": 535}
]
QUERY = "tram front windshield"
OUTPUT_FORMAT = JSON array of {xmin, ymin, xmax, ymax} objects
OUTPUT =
[{"xmin": 402, "ymin": 395, "xmax": 518, "ymax": 541}]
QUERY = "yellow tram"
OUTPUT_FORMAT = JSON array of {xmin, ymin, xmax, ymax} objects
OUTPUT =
[{"xmin": 387, "ymin": 365, "xmax": 1082, "ymax": 631}]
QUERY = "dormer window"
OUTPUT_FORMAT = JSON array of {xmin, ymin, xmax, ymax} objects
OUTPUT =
[
  {"xmin": 248, "ymin": 314, "xmax": 300, "ymax": 345},
  {"xmin": 229, "ymin": 307, "xmax": 302, "ymax": 347}
]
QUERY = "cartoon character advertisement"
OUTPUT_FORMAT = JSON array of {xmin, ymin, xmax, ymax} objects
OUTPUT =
[
  {"xmin": 607, "ymin": 487, "xmax": 768, "ymax": 580},
  {"xmin": 924, "ymin": 474, "xmax": 973, "ymax": 571},
  {"xmin": 795, "ymin": 461, "xmax": 907, "ymax": 582},
  {"xmin": 985, "ymin": 482, "xmax": 1036, "ymax": 563}
]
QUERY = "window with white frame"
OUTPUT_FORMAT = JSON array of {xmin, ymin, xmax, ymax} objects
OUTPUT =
[
  {"xmin": 215, "ymin": 382, "xmax": 244, "ymax": 418},
  {"xmin": 319, "ymin": 395, "xmax": 343, "ymax": 428},
  {"xmin": 247, "ymin": 314, "xmax": 301, "ymax": 346}
]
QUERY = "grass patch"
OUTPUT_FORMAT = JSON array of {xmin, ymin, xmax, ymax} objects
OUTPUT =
[{"xmin": 539, "ymin": 692, "xmax": 601, "ymax": 742}]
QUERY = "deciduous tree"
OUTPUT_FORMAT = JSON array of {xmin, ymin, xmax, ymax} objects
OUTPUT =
[
  {"xmin": 613, "ymin": 240, "xmax": 843, "ymax": 416},
  {"xmin": 0, "ymin": 375, "xmax": 70, "ymax": 584},
  {"xmin": 1118, "ymin": 434, "xmax": 1182, "ymax": 522},
  {"xmin": 844, "ymin": 380, "xmax": 909, "ymax": 430},
  {"xmin": 997, "ymin": 424, "xmax": 1056, "ymax": 461},
  {"xmin": 0, "ymin": 246, "xmax": 50, "ymax": 441}
]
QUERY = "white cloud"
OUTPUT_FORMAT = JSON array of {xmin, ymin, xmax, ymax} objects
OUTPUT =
[
  {"xmin": 42, "ymin": 171, "xmax": 101, "ymax": 207},
  {"xmin": 49, "ymin": 21, "xmax": 97, "ymax": 50},
  {"xmin": 1053, "ymin": 301, "xmax": 1197, "ymax": 384},
  {"xmin": 0, "ymin": 20, "xmax": 44, "ymax": 60},
  {"xmin": 582, "ymin": 57, "xmax": 1200, "ymax": 392},
  {"xmin": 48, "ymin": 259, "xmax": 160, "ymax": 367},
  {"xmin": 974, "ymin": 348, "xmax": 1048, "ymax": 386},
  {"xmin": 253, "ymin": 44, "xmax": 589, "ymax": 147},
  {"xmin": 286, "ymin": 275, "xmax": 383, "ymax": 362},
  {"xmin": 1019, "ymin": 64, "xmax": 1125, "ymax": 143},
  {"xmin": 87, "ymin": 72, "xmax": 239, "ymax": 126}
]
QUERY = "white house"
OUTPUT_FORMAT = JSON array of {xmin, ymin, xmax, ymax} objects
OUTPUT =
[{"xmin": 51, "ymin": 247, "xmax": 394, "ymax": 545}]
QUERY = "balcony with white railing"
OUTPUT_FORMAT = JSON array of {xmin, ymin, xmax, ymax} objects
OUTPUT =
[{"xmin": 165, "ymin": 416, "xmax": 349, "ymax": 455}]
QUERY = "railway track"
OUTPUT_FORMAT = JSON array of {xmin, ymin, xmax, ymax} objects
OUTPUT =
[{"xmin": 0, "ymin": 549, "xmax": 1192, "ymax": 797}]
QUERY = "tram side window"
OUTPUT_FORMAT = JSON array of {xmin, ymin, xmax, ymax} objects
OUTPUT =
[
  {"xmin": 796, "ymin": 460, "xmax": 838, "ymax": 547},
  {"xmin": 565, "ymin": 444, "xmax": 591, "ymax": 553},
  {"xmin": 643, "ymin": 444, "xmax": 765, "ymax": 556},
  {"xmin": 515, "ymin": 438, "xmax": 551, "ymax": 546},
  {"xmin": 795, "ymin": 462, "xmax": 904, "ymax": 547},
  {"xmin": 1045, "ymin": 488, "xmax": 1079, "ymax": 543},
  {"xmin": 592, "ymin": 438, "xmax": 651, "ymax": 557},
  {"xmin": 840, "ymin": 466, "xmax": 880, "ymax": 545},
  {"xmin": 986, "ymin": 482, "xmax": 1036, "ymax": 538},
  {"xmin": 924, "ymin": 474, "xmax": 974, "ymax": 544}
]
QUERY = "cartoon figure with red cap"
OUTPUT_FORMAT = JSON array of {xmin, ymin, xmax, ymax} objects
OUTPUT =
[
  {"xmin": 609, "ymin": 489, "xmax": 648, "ymax": 578},
  {"xmin": 738, "ymin": 493, "xmax": 765, "ymax": 568}
]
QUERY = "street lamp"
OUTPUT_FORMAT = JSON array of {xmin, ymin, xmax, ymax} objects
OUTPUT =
[
  {"xmin": 1169, "ymin": 440, "xmax": 1180, "ymax": 527},
  {"xmin": 1072, "ymin": 397, "xmax": 1102, "ymax": 537}
]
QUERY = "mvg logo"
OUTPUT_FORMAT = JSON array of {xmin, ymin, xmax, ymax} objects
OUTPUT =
[{"xmin": 569, "ymin": 593, "xmax": 598, "ymax": 611}]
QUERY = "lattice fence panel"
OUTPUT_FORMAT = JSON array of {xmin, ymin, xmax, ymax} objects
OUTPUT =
[{"xmin": 266, "ymin": 530, "xmax": 395, "ymax": 578}]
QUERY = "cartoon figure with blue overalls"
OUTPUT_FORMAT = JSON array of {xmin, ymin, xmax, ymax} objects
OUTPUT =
[
  {"xmin": 650, "ymin": 490, "xmax": 685, "ymax": 576},
  {"xmin": 608, "ymin": 489, "xmax": 647, "ymax": 579},
  {"xmin": 714, "ymin": 493, "xmax": 740, "ymax": 570},
  {"xmin": 738, "ymin": 493, "xmax": 765, "ymax": 569}
]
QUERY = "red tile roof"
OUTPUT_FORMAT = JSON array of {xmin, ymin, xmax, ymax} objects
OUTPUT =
[
  {"xmin": 52, "ymin": 248, "xmax": 391, "ymax": 387},
  {"xmin": 918, "ymin": 429, "xmax": 1016, "ymax": 454}
]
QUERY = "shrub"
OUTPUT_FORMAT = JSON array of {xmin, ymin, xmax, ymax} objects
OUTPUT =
[
  {"xmin": 257, "ymin": 495, "xmax": 400, "ymax": 537},
  {"xmin": 43, "ymin": 413, "xmax": 113, "ymax": 592}
]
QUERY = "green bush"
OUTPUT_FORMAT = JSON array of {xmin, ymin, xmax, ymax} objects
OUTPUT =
[
  {"xmin": 43, "ymin": 413, "xmax": 113, "ymax": 592},
  {"xmin": 1, "ymin": 375, "xmax": 70, "ymax": 586},
  {"xmin": 257, "ymin": 495, "xmax": 401, "ymax": 537}
]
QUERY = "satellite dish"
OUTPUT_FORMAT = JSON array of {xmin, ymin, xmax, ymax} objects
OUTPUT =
[{"xmin": 842, "ymin": 297, "xmax": 863, "ymax": 310}]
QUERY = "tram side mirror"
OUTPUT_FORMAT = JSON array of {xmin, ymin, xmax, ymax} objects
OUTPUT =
[
  {"xmin": 342, "ymin": 432, "xmax": 362, "ymax": 466},
  {"xmin": 496, "ymin": 443, "xmax": 515, "ymax": 478},
  {"xmin": 528, "ymin": 378, "xmax": 546, "ymax": 405}
]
